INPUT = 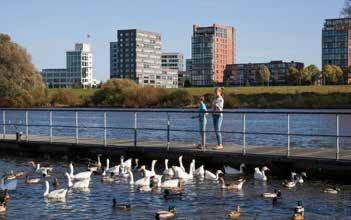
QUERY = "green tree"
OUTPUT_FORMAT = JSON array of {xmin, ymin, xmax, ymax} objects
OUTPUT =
[
  {"xmin": 255, "ymin": 65, "xmax": 270, "ymax": 86},
  {"xmin": 287, "ymin": 66, "xmax": 302, "ymax": 85},
  {"xmin": 323, "ymin": 65, "xmax": 344, "ymax": 85},
  {"xmin": 304, "ymin": 65, "xmax": 321, "ymax": 85},
  {"xmin": 0, "ymin": 33, "xmax": 47, "ymax": 107}
]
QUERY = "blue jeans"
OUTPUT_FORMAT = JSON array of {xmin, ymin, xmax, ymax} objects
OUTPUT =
[
  {"xmin": 212, "ymin": 114, "xmax": 223, "ymax": 145},
  {"xmin": 199, "ymin": 117, "xmax": 207, "ymax": 146}
]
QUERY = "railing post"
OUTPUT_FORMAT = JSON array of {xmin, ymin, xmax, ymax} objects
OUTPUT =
[
  {"xmin": 49, "ymin": 111, "xmax": 53, "ymax": 143},
  {"xmin": 2, "ymin": 111, "xmax": 6, "ymax": 140},
  {"xmin": 75, "ymin": 111, "xmax": 79, "ymax": 144},
  {"xmin": 287, "ymin": 113, "xmax": 290, "ymax": 157},
  {"xmin": 336, "ymin": 114, "xmax": 340, "ymax": 160},
  {"xmin": 242, "ymin": 113, "xmax": 246, "ymax": 155},
  {"xmin": 25, "ymin": 111, "xmax": 29, "ymax": 141},
  {"xmin": 202, "ymin": 117, "xmax": 206, "ymax": 152},
  {"xmin": 167, "ymin": 113, "xmax": 170, "ymax": 151},
  {"xmin": 134, "ymin": 112, "xmax": 137, "ymax": 147},
  {"xmin": 104, "ymin": 112, "xmax": 107, "ymax": 147}
]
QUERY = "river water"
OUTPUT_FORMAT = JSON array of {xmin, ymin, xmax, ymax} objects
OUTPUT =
[{"xmin": 1, "ymin": 156, "xmax": 351, "ymax": 220}]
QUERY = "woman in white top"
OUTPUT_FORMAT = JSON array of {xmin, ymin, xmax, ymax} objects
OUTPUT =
[{"xmin": 212, "ymin": 88, "xmax": 224, "ymax": 150}]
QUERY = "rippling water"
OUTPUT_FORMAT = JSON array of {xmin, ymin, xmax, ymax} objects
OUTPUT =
[{"xmin": 1, "ymin": 156, "xmax": 351, "ymax": 220}]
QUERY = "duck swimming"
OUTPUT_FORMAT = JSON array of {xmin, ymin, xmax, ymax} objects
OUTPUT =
[
  {"xmin": 112, "ymin": 198, "xmax": 131, "ymax": 210},
  {"xmin": 323, "ymin": 187, "xmax": 340, "ymax": 194},
  {"xmin": 0, "ymin": 202, "xmax": 6, "ymax": 214},
  {"xmin": 291, "ymin": 172, "xmax": 307, "ymax": 184},
  {"xmin": 155, "ymin": 206, "xmax": 176, "ymax": 220},
  {"xmin": 228, "ymin": 205, "xmax": 240, "ymax": 219},
  {"xmin": 218, "ymin": 175, "xmax": 245, "ymax": 190},
  {"xmin": 291, "ymin": 201, "xmax": 304, "ymax": 220},
  {"xmin": 163, "ymin": 189, "xmax": 182, "ymax": 200},
  {"xmin": 262, "ymin": 189, "xmax": 281, "ymax": 198},
  {"xmin": 0, "ymin": 189, "xmax": 10, "ymax": 203},
  {"xmin": 25, "ymin": 175, "xmax": 40, "ymax": 184}
]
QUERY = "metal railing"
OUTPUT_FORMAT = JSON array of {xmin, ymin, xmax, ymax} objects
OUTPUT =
[{"xmin": 0, "ymin": 108, "xmax": 350, "ymax": 161}]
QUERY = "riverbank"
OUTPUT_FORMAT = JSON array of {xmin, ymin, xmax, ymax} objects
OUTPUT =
[{"xmin": 47, "ymin": 84, "xmax": 351, "ymax": 109}]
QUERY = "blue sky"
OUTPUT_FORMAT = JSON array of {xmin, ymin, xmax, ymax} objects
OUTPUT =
[{"xmin": 0, "ymin": 0, "xmax": 346, "ymax": 81}]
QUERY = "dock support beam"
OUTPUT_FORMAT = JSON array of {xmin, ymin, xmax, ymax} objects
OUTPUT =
[
  {"xmin": 287, "ymin": 113, "xmax": 290, "ymax": 157},
  {"xmin": 75, "ymin": 111, "xmax": 79, "ymax": 144},
  {"xmin": 134, "ymin": 112, "xmax": 137, "ymax": 148},
  {"xmin": 336, "ymin": 114, "xmax": 340, "ymax": 160},
  {"xmin": 167, "ymin": 113, "xmax": 170, "ymax": 151},
  {"xmin": 2, "ymin": 111, "xmax": 5, "ymax": 140},
  {"xmin": 242, "ymin": 113, "xmax": 246, "ymax": 155},
  {"xmin": 104, "ymin": 112, "xmax": 107, "ymax": 147},
  {"xmin": 25, "ymin": 111, "xmax": 29, "ymax": 141}
]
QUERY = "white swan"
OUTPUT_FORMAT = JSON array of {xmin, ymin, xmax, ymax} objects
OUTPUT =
[
  {"xmin": 254, "ymin": 166, "xmax": 269, "ymax": 181},
  {"xmin": 130, "ymin": 169, "xmax": 150, "ymax": 186},
  {"xmin": 191, "ymin": 160, "xmax": 204, "ymax": 178},
  {"xmin": 139, "ymin": 160, "xmax": 157, "ymax": 178},
  {"xmin": 161, "ymin": 179, "xmax": 180, "ymax": 189},
  {"xmin": 173, "ymin": 161, "xmax": 193, "ymax": 180},
  {"xmin": 65, "ymin": 172, "xmax": 90, "ymax": 189},
  {"xmin": 128, "ymin": 170, "xmax": 135, "ymax": 185},
  {"xmin": 163, "ymin": 159, "xmax": 174, "ymax": 176},
  {"xmin": 105, "ymin": 159, "xmax": 120, "ymax": 175},
  {"xmin": 88, "ymin": 154, "xmax": 102, "ymax": 172},
  {"xmin": 69, "ymin": 163, "xmax": 92, "ymax": 181},
  {"xmin": 0, "ymin": 178, "xmax": 17, "ymax": 190},
  {"xmin": 43, "ymin": 180, "xmax": 67, "ymax": 200},
  {"xmin": 291, "ymin": 172, "xmax": 307, "ymax": 184},
  {"xmin": 224, "ymin": 163, "xmax": 245, "ymax": 175},
  {"xmin": 204, "ymin": 170, "xmax": 223, "ymax": 180},
  {"xmin": 171, "ymin": 156, "xmax": 185, "ymax": 173}
]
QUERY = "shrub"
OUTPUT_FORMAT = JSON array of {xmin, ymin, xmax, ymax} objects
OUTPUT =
[
  {"xmin": 50, "ymin": 89, "xmax": 81, "ymax": 106},
  {"xmin": 161, "ymin": 90, "xmax": 193, "ymax": 107}
]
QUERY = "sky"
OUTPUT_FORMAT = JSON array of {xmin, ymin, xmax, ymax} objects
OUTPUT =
[{"xmin": 0, "ymin": 0, "xmax": 346, "ymax": 81}]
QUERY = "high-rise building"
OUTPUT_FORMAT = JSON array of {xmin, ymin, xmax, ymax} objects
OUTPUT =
[
  {"xmin": 191, "ymin": 24, "xmax": 235, "ymax": 86},
  {"xmin": 161, "ymin": 53, "xmax": 184, "ymax": 71},
  {"xmin": 110, "ymin": 42, "xmax": 118, "ymax": 78},
  {"xmin": 186, "ymin": 59, "xmax": 192, "ymax": 71},
  {"xmin": 322, "ymin": 18, "xmax": 351, "ymax": 69},
  {"xmin": 224, "ymin": 61, "xmax": 304, "ymax": 86},
  {"xmin": 41, "ymin": 43, "xmax": 93, "ymax": 88},
  {"xmin": 110, "ymin": 29, "xmax": 162, "ymax": 87},
  {"xmin": 66, "ymin": 43, "xmax": 93, "ymax": 88}
]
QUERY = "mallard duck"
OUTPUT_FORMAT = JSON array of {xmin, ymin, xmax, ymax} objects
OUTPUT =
[
  {"xmin": 218, "ymin": 175, "xmax": 245, "ymax": 190},
  {"xmin": 228, "ymin": 205, "xmax": 240, "ymax": 219},
  {"xmin": 283, "ymin": 179, "xmax": 297, "ymax": 188},
  {"xmin": 25, "ymin": 175, "xmax": 40, "ymax": 184},
  {"xmin": 163, "ymin": 189, "xmax": 182, "ymax": 200},
  {"xmin": 262, "ymin": 189, "xmax": 281, "ymax": 198},
  {"xmin": 254, "ymin": 166, "xmax": 269, "ymax": 181},
  {"xmin": 292, "ymin": 201, "xmax": 304, "ymax": 220},
  {"xmin": 112, "ymin": 198, "xmax": 131, "ymax": 210},
  {"xmin": 323, "ymin": 187, "xmax": 340, "ymax": 194},
  {"xmin": 155, "ymin": 206, "xmax": 176, "ymax": 220},
  {"xmin": 0, "ymin": 202, "xmax": 6, "ymax": 213}
]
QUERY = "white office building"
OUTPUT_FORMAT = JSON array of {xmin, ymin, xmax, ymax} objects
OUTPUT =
[
  {"xmin": 161, "ymin": 53, "xmax": 184, "ymax": 71},
  {"xmin": 158, "ymin": 69, "xmax": 178, "ymax": 88}
]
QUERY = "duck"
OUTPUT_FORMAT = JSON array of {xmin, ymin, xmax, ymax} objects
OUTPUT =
[
  {"xmin": 112, "ymin": 198, "xmax": 131, "ymax": 210},
  {"xmin": 66, "ymin": 172, "xmax": 90, "ymax": 189},
  {"xmin": 224, "ymin": 163, "xmax": 245, "ymax": 175},
  {"xmin": 163, "ymin": 189, "xmax": 182, "ymax": 200},
  {"xmin": 218, "ymin": 175, "xmax": 245, "ymax": 190},
  {"xmin": 262, "ymin": 189, "xmax": 281, "ymax": 198},
  {"xmin": 43, "ymin": 180, "xmax": 68, "ymax": 200},
  {"xmin": 292, "ymin": 201, "xmax": 304, "ymax": 220},
  {"xmin": 0, "ymin": 189, "xmax": 10, "ymax": 202},
  {"xmin": 53, "ymin": 178, "xmax": 60, "ymax": 188},
  {"xmin": 155, "ymin": 206, "xmax": 176, "ymax": 220},
  {"xmin": 69, "ymin": 163, "xmax": 92, "ymax": 181},
  {"xmin": 323, "ymin": 187, "xmax": 340, "ymax": 194},
  {"xmin": 0, "ymin": 202, "xmax": 6, "ymax": 214},
  {"xmin": 163, "ymin": 159, "xmax": 174, "ymax": 176},
  {"xmin": 88, "ymin": 154, "xmax": 102, "ymax": 172},
  {"xmin": 0, "ymin": 177, "xmax": 17, "ymax": 190},
  {"xmin": 228, "ymin": 205, "xmax": 240, "ymax": 219},
  {"xmin": 254, "ymin": 166, "xmax": 269, "ymax": 181},
  {"xmin": 283, "ymin": 179, "xmax": 297, "ymax": 188},
  {"xmin": 25, "ymin": 175, "xmax": 40, "ymax": 184},
  {"xmin": 291, "ymin": 172, "xmax": 307, "ymax": 184},
  {"xmin": 204, "ymin": 170, "xmax": 223, "ymax": 180},
  {"xmin": 105, "ymin": 159, "xmax": 120, "ymax": 176}
]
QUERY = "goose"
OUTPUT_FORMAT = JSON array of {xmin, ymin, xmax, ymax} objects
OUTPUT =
[
  {"xmin": 43, "ymin": 180, "xmax": 67, "ymax": 200},
  {"xmin": 323, "ymin": 187, "xmax": 340, "ymax": 194},
  {"xmin": 228, "ymin": 205, "xmax": 240, "ymax": 219},
  {"xmin": 139, "ymin": 160, "xmax": 157, "ymax": 178},
  {"xmin": 218, "ymin": 176, "xmax": 245, "ymax": 190},
  {"xmin": 0, "ymin": 202, "xmax": 6, "ymax": 214},
  {"xmin": 161, "ymin": 179, "xmax": 180, "ymax": 189},
  {"xmin": 155, "ymin": 206, "xmax": 176, "ymax": 220},
  {"xmin": 0, "ymin": 178, "xmax": 17, "ymax": 190},
  {"xmin": 104, "ymin": 159, "xmax": 120, "ymax": 176},
  {"xmin": 291, "ymin": 172, "xmax": 307, "ymax": 184},
  {"xmin": 112, "ymin": 198, "xmax": 131, "ymax": 210},
  {"xmin": 25, "ymin": 175, "xmax": 40, "ymax": 184},
  {"xmin": 262, "ymin": 189, "xmax": 281, "ymax": 198},
  {"xmin": 66, "ymin": 173, "xmax": 90, "ymax": 189},
  {"xmin": 224, "ymin": 163, "xmax": 245, "ymax": 175},
  {"xmin": 204, "ymin": 170, "xmax": 223, "ymax": 180},
  {"xmin": 191, "ymin": 160, "xmax": 204, "ymax": 178},
  {"xmin": 163, "ymin": 159, "xmax": 174, "ymax": 176},
  {"xmin": 254, "ymin": 166, "xmax": 269, "ymax": 181},
  {"xmin": 88, "ymin": 154, "xmax": 102, "ymax": 172},
  {"xmin": 69, "ymin": 163, "xmax": 92, "ymax": 181}
]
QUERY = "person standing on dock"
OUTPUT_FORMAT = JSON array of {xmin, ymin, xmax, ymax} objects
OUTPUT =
[
  {"xmin": 197, "ymin": 96, "xmax": 208, "ymax": 150},
  {"xmin": 212, "ymin": 88, "xmax": 224, "ymax": 150}
]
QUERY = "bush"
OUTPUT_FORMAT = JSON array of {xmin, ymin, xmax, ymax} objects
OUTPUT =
[
  {"xmin": 161, "ymin": 90, "xmax": 193, "ymax": 107},
  {"xmin": 50, "ymin": 89, "xmax": 81, "ymax": 106}
]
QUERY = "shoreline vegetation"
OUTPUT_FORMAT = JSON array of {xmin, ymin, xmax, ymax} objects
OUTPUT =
[{"xmin": 45, "ymin": 80, "xmax": 351, "ymax": 109}]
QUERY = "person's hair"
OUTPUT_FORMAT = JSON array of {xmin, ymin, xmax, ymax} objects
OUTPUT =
[
  {"xmin": 215, "ymin": 87, "xmax": 224, "ymax": 96},
  {"xmin": 199, "ymin": 96, "xmax": 205, "ymax": 102}
]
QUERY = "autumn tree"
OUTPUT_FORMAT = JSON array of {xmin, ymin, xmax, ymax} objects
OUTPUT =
[{"xmin": 255, "ymin": 65, "xmax": 270, "ymax": 86}]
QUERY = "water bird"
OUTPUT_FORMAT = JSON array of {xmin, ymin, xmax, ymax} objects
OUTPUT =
[
  {"xmin": 0, "ymin": 202, "xmax": 6, "ymax": 214},
  {"xmin": 53, "ymin": 178, "xmax": 60, "ymax": 188},
  {"xmin": 291, "ymin": 172, "xmax": 307, "ymax": 184},
  {"xmin": 291, "ymin": 201, "xmax": 304, "ymax": 220},
  {"xmin": 323, "ymin": 187, "xmax": 340, "ymax": 194},
  {"xmin": 163, "ymin": 159, "xmax": 174, "ymax": 176},
  {"xmin": 0, "ymin": 189, "xmax": 10, "ymax": 203},
  {"xmin": 25, "ymin": 175, "xmax": 40, "ymax": 184},
  {"xmin": 105, "ymin": 159, "xmax": 120, "ymax": 176},
  {"xmin": 69, "ymin": 163, "xmax": 92, "ymax": 181},
  {"xmin": 161, "ymin": 179, "xmax": 181, "ymax": 189},
  {"xmin": 29, "ymin": 161, "xmax": 53, "ymax": 175},
  {"xmin": 191, "ymin": 159, "xmax": 204, "ymax": 178},
  {"xmin": 172, "ymin": 156, "xmax": 185, "ymax": 173},
  {"xmin": 224, "ymin": 163, "xmax": 245, "ymax": 175},
  {"xmin": 101, "ymin": 172, "xmax": 117, "ymax": 183},
  {"xmin": 43, "ymin": 180, "xmax": 68, "ymax": 200},
  {"xmin": 262, "ymin": 189, "xmax": 281, "ymax": 198},
  {"xmin": 204, "ymin": 170, "xmax": 223, "ymax": 180},
  {"xmin": 254, "ymin": 166, "xmax": 269, "ymax": 181},
  {"xmin": 88, "ymin": 154, "xmax": 102, "ymax": 172},
  {"xmin": 66, "ymin": 172, "xmax": 90, "ymax": 189},
  {"xmin": 228, "ymin": 205, "xmax": 240, "ymax": 219},
  {"xmin": 218, "ymin": 175, "xmax": 245, "ymax": 190},
  {"xmin": 112, "ymin": 198, "xmax": 131, "ymax": 210},
  {"xmin": 139, "ymin": 160, "xmax": 157, "ymax": 177},
  {"xmin": 155, "ymin": 206, "xmax": 176, "ymax": 220},
  {"xmin": 133, "ymin": 158, "xmax": 140, "ymax": 171},
  {"xmin": 172, "ymin": 162, "xmax": 194, "ymax": 180},
  {"xmin": 163, "ymin": 189, "xmax": 182, "ymax": 200}
]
